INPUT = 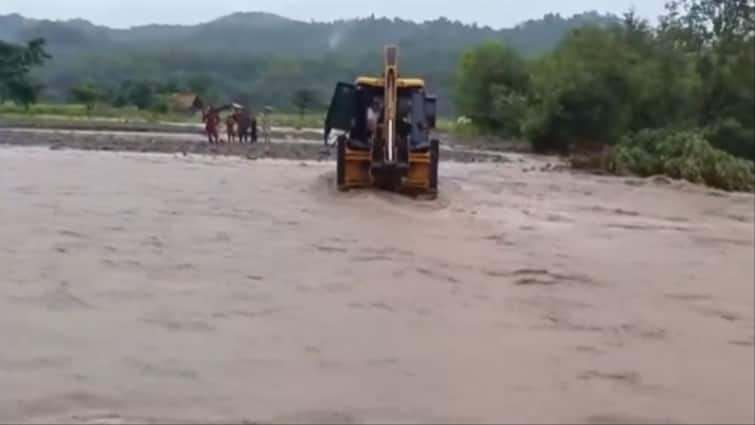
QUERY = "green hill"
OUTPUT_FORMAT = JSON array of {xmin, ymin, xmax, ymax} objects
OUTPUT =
[{"xmin": 0, "ymin": 11, "xmax": 618, "ymax": 114}]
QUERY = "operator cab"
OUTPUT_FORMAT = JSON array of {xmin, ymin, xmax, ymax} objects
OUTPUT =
[
  {"xmin": 324, "ymin": 77, "xmax": 437, "ymax": 152},
  {"xmin": 323, "ymin": 45, "xmax": 440, "ymax": 197}
]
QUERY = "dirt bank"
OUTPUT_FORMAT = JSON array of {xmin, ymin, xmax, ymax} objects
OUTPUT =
[
  {"xmin": 0, "ymin": 128, "xmax": 527, "ymax": 164},
  {"xmin": 0, "ymin": 146, "xmax": 752, "ymax": 424},
  {"xmin": 0, "ymin": 117, "xmax": 534, "ymax": 154}
]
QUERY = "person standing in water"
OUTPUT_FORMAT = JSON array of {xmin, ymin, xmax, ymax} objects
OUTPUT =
[
  {"xmin": 202, "ymin": 106, "xmax": 221, "ymax": 144},
  {"xmin": 261, "ymin": 106, "xmax": 273, "ymax": 152}
]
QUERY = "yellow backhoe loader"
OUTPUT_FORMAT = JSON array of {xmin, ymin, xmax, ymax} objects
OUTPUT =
[{"xmin": 324, "ymin": 45, "xmax": 439, "ymax": 198}]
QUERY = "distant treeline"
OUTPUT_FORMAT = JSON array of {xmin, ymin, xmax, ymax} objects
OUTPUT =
[{"xmin": 0, "ymin": 10, "xmax": 618, "ymax": 114}]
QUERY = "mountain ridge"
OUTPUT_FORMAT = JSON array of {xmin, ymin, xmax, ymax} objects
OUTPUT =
[
  {"xmin": 0, "ymin": 11, "xmax": 620, "ymax": 113},
  {"xmin": 0, "ymin": 10, "xmax": 618, "ymax": 48},
  {"xmin": 0, "ymin": 10, "xmax": 615, "ymax": 32}
]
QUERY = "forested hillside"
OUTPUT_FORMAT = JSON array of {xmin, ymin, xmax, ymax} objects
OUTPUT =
[
  {"xmin": 454, "ymin": 0, "xmax": 753, "ymax": 190},
  {"xmin": 0, "ymin": 11, "xmax": 617, "ymax": 112}
]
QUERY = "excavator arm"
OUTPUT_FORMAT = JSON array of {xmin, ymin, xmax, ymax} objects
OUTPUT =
[{"xmin": 382, "ymin": 45, "xmax": 399, "ymax": 164}]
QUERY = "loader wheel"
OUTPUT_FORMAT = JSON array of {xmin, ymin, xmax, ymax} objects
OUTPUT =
[
  {"xmin": 336, "ymin": 135, "xmax": 347, "ymax": 191},
  {"xmin": 429, "ymin": 139, "xmax": 439, "ymax": 192}
]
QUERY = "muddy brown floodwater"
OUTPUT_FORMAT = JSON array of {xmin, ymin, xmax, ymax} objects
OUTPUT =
[{"xmin": 0, "ymin": 135, "xmax": 753, "ymax": 424}]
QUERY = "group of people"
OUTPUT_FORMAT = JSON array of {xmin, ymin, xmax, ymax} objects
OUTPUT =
[{"xmin": 201, "ymin": 105, "xmax": 258, "ymax": 145}]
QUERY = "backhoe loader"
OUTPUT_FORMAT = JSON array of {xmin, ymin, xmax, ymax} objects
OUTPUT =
[{"xmin": 324, "ymin": 45, "xmax": 439, "ymax": 198}]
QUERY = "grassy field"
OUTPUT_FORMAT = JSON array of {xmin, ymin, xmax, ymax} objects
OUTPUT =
[
  {"xmin": 0, "ymin": 103, "xmax": 529, "ymax": 153},
  {"xmin": 0, "ymin": 102, "xmax": 327, "ymax": 129},
  {"xmin": 0, "ymin": 102, "xmax": 464, "ymax": 133}
]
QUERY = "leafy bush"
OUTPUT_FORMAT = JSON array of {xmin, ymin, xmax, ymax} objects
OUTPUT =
[
  {"xmin": 455, "ymin": 1, "xmax": 753, "ymax": 163},
  {"xmin": 522, "ymin": 26, "xmax": 637, "ymax": 153},
  {"xmin": 0, "ymin": 38, "xmax": 51, "ymax": 109},
  {"xmin": 610, "ymin": 129, "xmax": 754, "ymax": 191},
  {"xmin": 490, "ymin": 87, "xmax": 529, "ymax": 137},
  {"xmin": 149, "ymin": 95, "xmax": 172, "ymax": 115},
  {"xmin": 69, "ymin": 82, "xmax": 102, "ymax": 114},
  {"xmin": 454, "ymin": 41, "xmax": 530, "ymax": 136},
  {"xmin": 704, "ymin": 118, "xmax": 754, "ymax": 161}
]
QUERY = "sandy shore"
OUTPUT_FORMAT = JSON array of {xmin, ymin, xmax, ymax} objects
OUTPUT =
[{"xmin": 0, "ymin": 145, "xmax": 752, "ymax": 424}]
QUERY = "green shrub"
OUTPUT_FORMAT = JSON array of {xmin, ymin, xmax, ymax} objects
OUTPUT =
[
  {"xmin": 454, "ymin": 41, "xmax": 531, "ymax": 135},
  {"xmin": 149, "ymin": 95, "xmax": 172, "ymax": 115},
  {"xmin": 704, "ymin": 118, "xmax": 755, "ymax": 161},
  {"xmin": 611, "ymin": 129, "xmax": 754, "ymax": 191}
]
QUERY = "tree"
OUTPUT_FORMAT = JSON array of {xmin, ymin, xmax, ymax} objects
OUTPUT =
[
  {"xmin": 0, "ymin": 38, "xmax": 51, "ymax": 108},
  {"xmin": 4, "ymin": 79, "xmax": 43, "ymax": 111},
  {"xmin": 149, "ymin": 94, "xmax": 172, "ymax": 117},
  {"xmin": 292, "ymin": 88, "xmax": 317, "ymax": 117},
  {"xmin": 128, "ymin": 81, "xmax": 155, "ymax": 110},
  {"xmin": 157, "ymin": 79, "xmax": 180, "ymax": 94},
  {"xmin": 113, "ymin": 94, "xmax": 129, "ymax": 108},
  {"xmin": 454, "ymin": 41, "xmax": 530, "ymax": 136},
  {"xmin": 661, "ymin": 0, "xmax": 754, "ymax": 50},
  {"xmin": 523, "ymin": 25, "xmax": 639, "ymax": 152},
  {"xmin": 70, "ymin": 82, "xmax": 102, "ymax": 114},
  {"xmin": 187, "ymin": 74, "xmax": 213, "ymax": 98},
  {"xmin": 660, "ymin": 0, "xmax": 755, "ymax": 159}
]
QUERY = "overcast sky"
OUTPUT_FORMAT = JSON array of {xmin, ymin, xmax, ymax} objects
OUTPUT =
[{"xmin": 0, "ymin": 0, "xmax": 669, "ymax": 29}]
